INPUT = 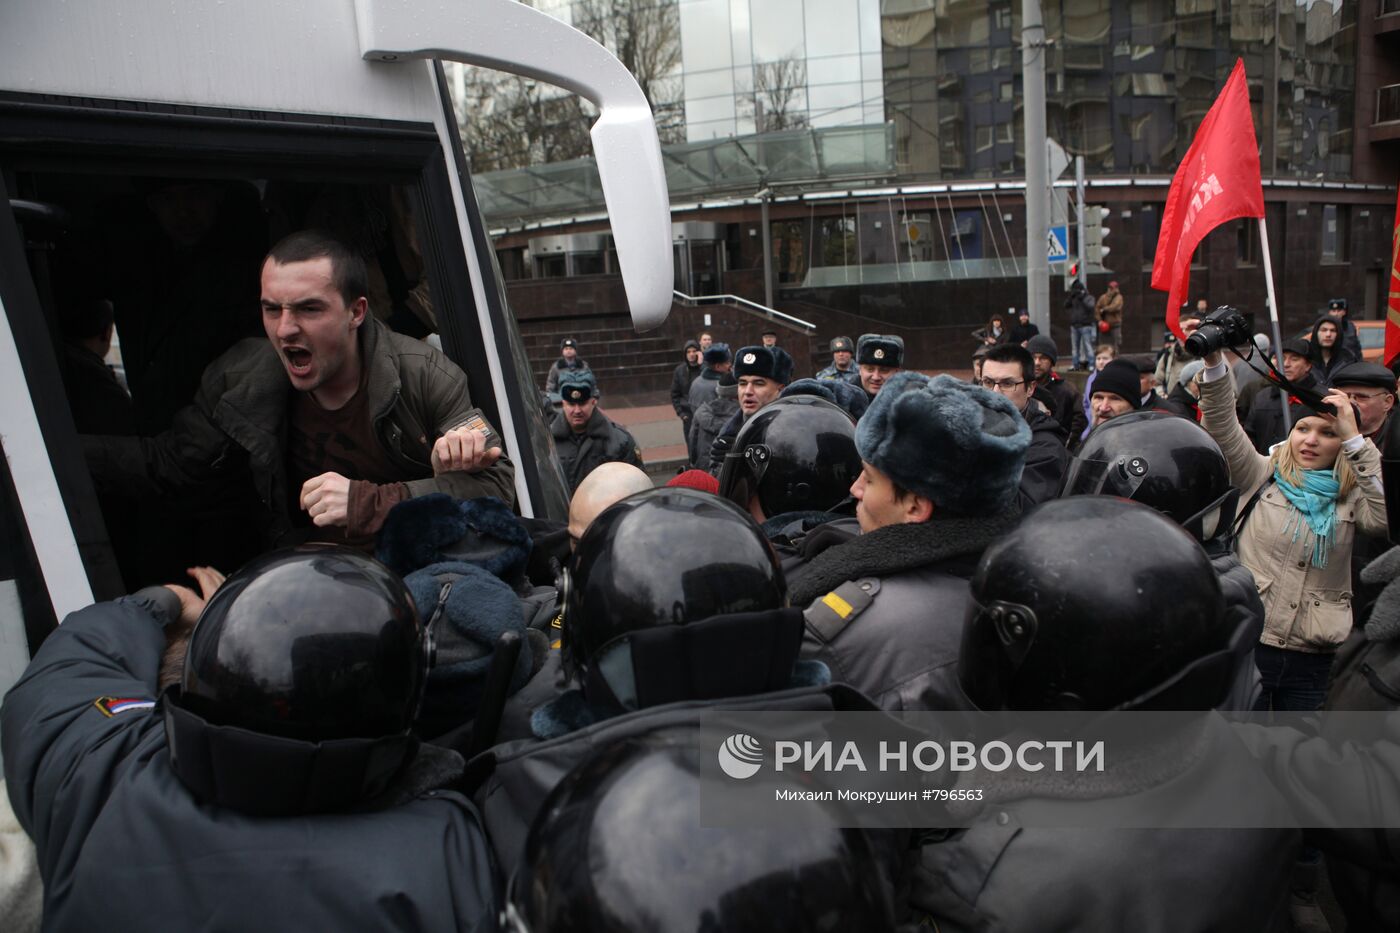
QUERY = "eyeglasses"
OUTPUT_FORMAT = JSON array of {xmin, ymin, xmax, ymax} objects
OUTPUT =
[
  {"xmin": 980, "ymin": 378, "xmax": 1025, "ymax": 390},
  {"xmin": 1342, "ymin": 390, "xmax": 1392, "ymax": 402}
]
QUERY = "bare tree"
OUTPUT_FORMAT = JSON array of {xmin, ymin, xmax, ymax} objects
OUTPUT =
[
  {"xmin": 743, "ymin": 56, "xmax": 809, "ymax": 133},
  {"xmin": 569, "ymin": 0, "xmax": 686, "ymax": 143},
  {"xmin": 455, "ymin": 67, "xmax": 594, "ymax": 172}
]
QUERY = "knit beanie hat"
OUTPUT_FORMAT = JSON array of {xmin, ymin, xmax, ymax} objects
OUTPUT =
[
  {"xmin": 1178, "ymin": 359, "xmax": 1206, "ymax": 387},
  {"xmin": 667, "ymin": 469, "xmax": 720, "ymax": 495},
  {"xmin": 1090, "ymin": 359, "xmax": 1142, "ymax": 408},
  {"xmin": 716, "ymin": 371, "xmax": 739, "ymax": 399},
  {"xmin": 855, "ymin": 372, "xmax": 1031, "ymax": 516},
  {"xmin": 1026, "ymin": 334, "xmax": 1058, "ymax": 362}
]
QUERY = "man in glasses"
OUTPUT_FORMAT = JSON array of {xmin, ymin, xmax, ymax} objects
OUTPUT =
[
  {"xmin": 1331, "ymin": 361, "xmax": 1397, "ymax": 454},
  {"xmin": 980, "ymin": 344, "xmax": 1069, "ymax": 508}
]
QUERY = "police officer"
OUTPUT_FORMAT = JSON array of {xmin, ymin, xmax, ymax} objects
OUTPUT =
[
  {"xmin": 503, "ymin": 729, "xmax": 898, "ymax": 933},
  {"xmin": 705, "ymin": 344, "xmax": 793, "ymax": 476},
  {"xmin": 464, "ymin": 488, "xmax": 873, "ymax": 871},
  {"xmin": 551, "ymin": 371, "xmax": 644, "ymax": 493},
  {"xmin": 815, "ymin": 335, "xmax": 860, "ymax": 386},
  {"xmin": 1061, "ymin": 410, "xmax": 1261, "ymax": 708},
  {"xmin": 717, "ymin": 394, "xmax": 861, "ymax": 529},
  {"xmin": 911, "ymin": 497, "xmax": 1295, "ymax": 932},
  {"xmin": 544, "ymin": 337, "xmax": 589, "ymax": 395},
  {"xmin": 791, "ymin": 372, "xmax": 1030, "ymax": 710},
  {"xmin": 855, "ymin": 333, "xmax": 904, "ymax": 397},
  {"xmin": 1, "ymin": 547, "xmax": 499, "ymax": 930}
]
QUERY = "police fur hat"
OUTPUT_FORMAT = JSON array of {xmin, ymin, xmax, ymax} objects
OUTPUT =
[
  {"xmin": 1328, "ymin": 298, "xmax": 1348, "ymax": 311},
  {"xmin": 560, "ymin": 337, "xmax": 578, "ymax": 349},
  {"xmin": 376, "ymin": 493, "xmax": 533, "ymax": 584},
  {"xmin": 1090, "ymin": 359, "xmax": 1142, "ymax": 408},
  {"xmin": 703, "ymin": 342, "xmax": 731, "ymax": 366},
  {"xmin": 733, "ymin": 345, "xmax": 793, "ymax": 384},
  {"xmin": 781, "ymin": 377, "xmax": 869, "ymax": 421},
  {"xmin": 558, "ymin": 369, "xmax": 598, "ymax": 403},
  {"xmin": 1026, "ymin": 334, "xmax": 1058, "ymax": 362},
  {"xmin": 829, "ymin": 336, "xmax": 854, "ymax": 353},
  {"xmin": 1331, "ymin": 361, "xmax": 1396, "ymax": 393},
  {"xmin": 856, "ymin": 334, "xmax": 904, "ymax": 367},
  {"xmin": 404, "ymin": 561, "xmax": 532, "ymax": 731},
  {"xmin": 855, "ymin": 372, "xmax": 1031, "ymax": 516}
]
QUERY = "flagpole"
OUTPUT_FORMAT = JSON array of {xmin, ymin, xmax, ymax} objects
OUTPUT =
[{"xmin": 1257, "ymin": 215, "xmax": 1290, "ymax": 432}]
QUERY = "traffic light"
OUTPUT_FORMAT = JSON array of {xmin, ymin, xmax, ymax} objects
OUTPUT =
[{"xmin": 1084, "ymin": 205, "xmax": 1112, "ymax": 271}]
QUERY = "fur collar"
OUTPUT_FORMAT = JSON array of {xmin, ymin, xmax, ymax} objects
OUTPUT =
[
  {"xmin": 789, "ymin": 510, "xmax": 1020, "ymax": 607},
  {"xmin": 1361, "ymin": 546, "xmax": 1400, "ymax": 642}
]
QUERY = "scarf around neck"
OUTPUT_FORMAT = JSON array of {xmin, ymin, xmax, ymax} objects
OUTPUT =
[{"xmin": 1273, "ymin": 466, "xmax": 1340, "ymax": 568}]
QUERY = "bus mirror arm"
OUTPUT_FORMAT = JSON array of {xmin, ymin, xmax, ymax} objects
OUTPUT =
[{"xmin": 355, "ymin": 0, "xmax": 674, "ymax": 332}]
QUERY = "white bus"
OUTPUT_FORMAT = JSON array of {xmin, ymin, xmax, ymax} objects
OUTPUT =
[{"xmin": 0, "ymin": 0, "xmax": 672, "ymax": 696}]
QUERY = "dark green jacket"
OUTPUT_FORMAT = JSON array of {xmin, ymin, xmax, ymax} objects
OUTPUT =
[
  {"xmin": 83, "ymin": 316, "xmax": 515, "ymax": 545},
  {"xmin": 549, "ymin": 408, "xmax": 643, "ymax": 492}
]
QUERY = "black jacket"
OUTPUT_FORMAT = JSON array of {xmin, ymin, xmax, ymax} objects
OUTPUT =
[
  {"xmin": 1017, "ymin": 400, "xmax": 1069, "ymax": 510},
  {"xmin": 1006, "ymin": 321, "xmax": 1040, "ymax": 344},
  {"xmin": 1244, "ymin": 374, "xmax": 1319, "ymax": 453},
  {"xmin": 1, "ymin": 592, "xmax": 499, "ymax": 932},
  {"xmin": 670, "ymin": 360, "xmax": 702, "ymax": 418},
  {"xmin": 1161, "ymin": 383, "xmax": 1202, "ymax": 422},
  {"xmin": 1065, "ymin": 285, "xmax": 1097, "ymax": 327},
  {"xmin": 1037, "ymin": 373, "xmax": 1087, "ymax": 441},
  {"xmin": 82, "ymin": 316, "xmax": 515, "ymax": 546},
  {"xmin": 550, "ymin": 407, "xmax": 643, "ymax": 492}
]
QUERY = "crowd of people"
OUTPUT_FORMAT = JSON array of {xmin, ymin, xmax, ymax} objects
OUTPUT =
[{"xmin": 4, "ymin": 229, "xmax": 1399, "ymax": 932}]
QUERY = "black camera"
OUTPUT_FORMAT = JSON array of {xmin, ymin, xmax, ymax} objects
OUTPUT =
[{"xmin": 1184, "ymin": 306, "xmax": 1252, "ymax": 358}]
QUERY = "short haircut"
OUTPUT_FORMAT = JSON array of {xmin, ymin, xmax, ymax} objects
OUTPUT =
[
  {"xmin": 983, "ymin": 343, "xmax": 1035, "ymax": 384},
  {"xmin": 59, "ymin": 297, "xmax": 115, "ymax": 344},
  {"xmin": 264, "ymin": 230, "xmax": 368, "ymax": 307},
  {"xmin": 1095, "ymin": 344, "xmax": 1116, "ymax": 357}
]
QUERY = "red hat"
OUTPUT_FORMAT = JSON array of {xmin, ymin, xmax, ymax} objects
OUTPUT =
[
  {"xmin": 666, "ymin": 470, "xmax": 719, "ymax": 495},
  {"xmin": 1108, "ymin": 280, "xmax": 1119, "ymax": 288}
]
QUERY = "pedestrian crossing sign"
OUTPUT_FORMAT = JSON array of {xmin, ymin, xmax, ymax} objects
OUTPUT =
[{"xmin": 1046, "ymin": 225, "xmax": 1069, "ymax": 263}]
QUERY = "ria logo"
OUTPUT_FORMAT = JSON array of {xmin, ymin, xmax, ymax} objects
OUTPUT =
[{"xmin": 718, "ymin": 733, "xmax": 764, "ymax": 779}]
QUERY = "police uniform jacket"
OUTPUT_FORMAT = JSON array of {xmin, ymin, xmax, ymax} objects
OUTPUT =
[
  {"xmin": 463, "ymin": 684, "xmax": 878, "ymax": 875},
  {"xmin": 550, "ymin": 407, "xmax": 643, "ymax": 493},
  {"xmin": 815, "ymin": 362, "xmax": 861, "ymax": 386},
  {"xmin": 792, "ymin": 511, "xmax": 1020, "ymax": 711},
  {"xmin": 910, "ymin": 717, "xmax": 1296, "ymax": 932},
  {"xmin": 0, "ymin": 591, "xmax": 499, "ymax": 933}
]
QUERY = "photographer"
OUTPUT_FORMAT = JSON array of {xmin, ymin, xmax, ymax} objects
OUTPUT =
[{"xmin": 1187, "ymin": 314, "xmax": 1387, "ymax": 712}]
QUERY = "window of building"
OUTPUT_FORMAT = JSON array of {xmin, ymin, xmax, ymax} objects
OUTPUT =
[
  {"xmin": 1321, "ymin": 204, "xmax": 1349, "ymax": 262},
  {"xmin": 1236, "ymin": 218, "xmax": 1258, "ymax": 267}
]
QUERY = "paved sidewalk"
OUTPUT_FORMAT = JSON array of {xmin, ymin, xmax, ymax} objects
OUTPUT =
[{"xmin": 602, "ymin": 402, "xmax": 688, "ymax": 482}]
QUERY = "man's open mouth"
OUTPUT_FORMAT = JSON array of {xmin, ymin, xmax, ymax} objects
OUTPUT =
[{"xmin": 283, "ymin": 347, "xmax": 313, "ymax": 376}]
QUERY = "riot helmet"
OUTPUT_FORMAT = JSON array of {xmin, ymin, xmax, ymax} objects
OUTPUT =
[
  {"xmin": 164, "ymin": 545, "xmax": 431, "ymax": 816},
  {"xmin": 1061, "ymin": 410, "xmax": 1237, "ymax": 541},
  {"xmin": 503, "ymin": 730, "xmax": 898, "ymax": 933},
  {"xmin": 562, "ymin": 488, "xmax": 796, "ymax": 710},
  {"xmin": 717, "ymin": 395, "xmax": 860, "ymax": 521},
  {"xmin": 959, "ymin": 497, "xmax": 1234, "ymax": 712}
]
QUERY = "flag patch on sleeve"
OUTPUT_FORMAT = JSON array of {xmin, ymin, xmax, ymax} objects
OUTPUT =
[{"xmin": 94, "ymin": 696, "xmax": 156, "ymax": 717}]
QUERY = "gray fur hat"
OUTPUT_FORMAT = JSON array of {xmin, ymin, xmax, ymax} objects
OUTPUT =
[
  {"xmin": 559, "ymin": 369, "xmax": 598, "ymax": 402},
  {"xmin": 857, "ymin": 334, "xmax": 904, "ymax": 367},
  {"xmin": 855, "ymin": 372, "xmax": 1031, "ymax": 516}
]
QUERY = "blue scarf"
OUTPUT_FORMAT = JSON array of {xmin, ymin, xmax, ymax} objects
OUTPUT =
[{"xmin": 1273, "ymin": 467, "xmax": 1340, "ymax": 568}]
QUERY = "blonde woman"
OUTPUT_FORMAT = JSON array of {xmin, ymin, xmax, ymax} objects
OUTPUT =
[{"xmin": 1191, "ymin": 322, "xmax": 1386, "ymax": 711}]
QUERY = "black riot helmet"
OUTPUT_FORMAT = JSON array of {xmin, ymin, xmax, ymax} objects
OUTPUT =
[
  {"xmin": 1061, "ymin": 410, "xmax": 1238, "ymax": 542},
  {"xmin": 503, "ymin": 730, "xmax": 897, "ymax": 933},
  {"xmin": 164, "ymin": 545, "xmax": 431, "ymax": 817},
  {"xmin": 717, "ymin": 395, "xmax": 861, "ymax": 520},
  {"xmin": 960, "ymin": 498, "xmax": 1234, "ymax": 712},
  {"xmin": 563, "ymin": 488, "xmax": 797, "ymax": 711}
]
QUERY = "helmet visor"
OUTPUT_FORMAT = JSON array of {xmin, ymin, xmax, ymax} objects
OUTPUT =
[
  {"xmin": 1059, "ymin": 452, "xmax": 1151, "ymax": 500},
  {"xmin": 716, "ymin": 443, "xmax": 770, "ymax": 511}
]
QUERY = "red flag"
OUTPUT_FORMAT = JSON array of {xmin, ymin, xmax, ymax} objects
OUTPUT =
[
  {"xmin": 1386, "ymin": 185, "xmax": 1400, "ymax": 369},
  {"xmin": 1152, "ymin": 59, "xmax": 1265, "ymax": 340}
]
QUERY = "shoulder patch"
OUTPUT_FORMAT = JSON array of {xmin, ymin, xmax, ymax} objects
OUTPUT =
[
  {"xmin": 803, "ymin": 578, "xmax": 881, "ymax": 644},
  {"xmin": 452, "ymin": 412, "xmax": 489, "ymax": 435},
  {"xmin": 94, "ymin": 696, "xmax": 155, "ymax": 717}
]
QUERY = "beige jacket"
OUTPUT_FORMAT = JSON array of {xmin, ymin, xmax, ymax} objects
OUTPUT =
[
  {"xmin": 1095, "ymin": 289, "xmax": 1123, "ymax": 324},
  {"xmin": 1198, "ymin": 374, "xmax": 1386, "ymax": 653}
]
